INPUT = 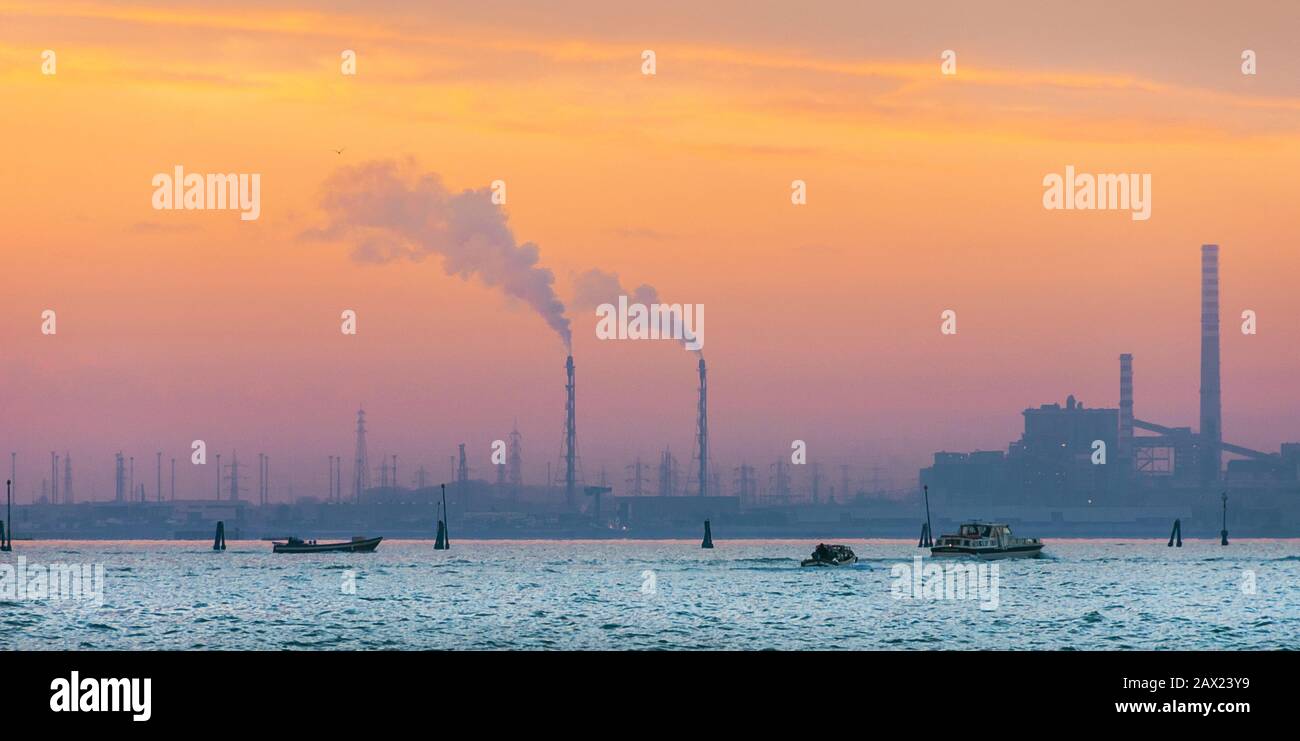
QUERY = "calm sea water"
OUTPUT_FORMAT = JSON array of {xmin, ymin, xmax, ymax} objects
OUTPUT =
[{"xmin": 2, "ymin": 539, "xmax": 1297, "ymax": 650}]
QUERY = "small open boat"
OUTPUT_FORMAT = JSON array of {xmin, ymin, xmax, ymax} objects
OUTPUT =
[
  {"xmin": 272, "ymin": 536, "xmax": 382, "ymax": 554},
  {"xmin": 800, "ymin": 543, "xmax": 858, "ymax": 567}
]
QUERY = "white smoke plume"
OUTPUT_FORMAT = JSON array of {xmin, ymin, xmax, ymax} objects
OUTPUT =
[
  {"xmin": 571, "ymin": 268, "xmax": 660, "ymax": 309},
  {"xmin": 570, "ymin": 268, "xmax": 701, "ymax": 355},
  {"xmin": 306, "ymin": 160, "xmax": 572, "ymax": 348}
]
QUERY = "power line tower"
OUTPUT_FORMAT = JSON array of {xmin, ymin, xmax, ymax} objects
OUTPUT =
[
  {"xmin": 657, "ymin": 447, "xmax": 679, "ymax": 497},
  {"xmin": 456, "ymin": 443, "xmax": 469, "ymax": 484},
  {"xmin": 352, "ymin": 407, "xmax": 370, "ymax": 503},
  {"xmin": 225, "ymin": 451, "xmax": 245, "ymax": 502},
  {"xmin": 626, "ymin": 456, "xmax": 647, "ymax": 497},
  {"xmin": 768, "ymin": 459, "xmax": 791, "ymax": 505},
  {"xmin": 508, "ymin": 423, "xmax": 523, "ymax": 497},
  {"xmin": 114, "ymin": 453, "xmax": 126, "ymax": 502},
  {"xmin": 733, "ymin": 463, "xmax": 757, "ymax": 505}
]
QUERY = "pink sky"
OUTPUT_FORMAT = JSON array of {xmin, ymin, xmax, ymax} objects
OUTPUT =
[{"xmin": 2, "ymin": 1, "xmax": 1298, "ymax": 501}]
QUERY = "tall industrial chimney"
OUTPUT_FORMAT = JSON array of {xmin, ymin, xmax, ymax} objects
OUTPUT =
[
  {"xmin": 564, "ymin": 355, "xmax": 577, "ymax": 508},
  {"xmin": 1199, "ymin": 244, "xmax": 1222, "ymax": 483},
  {"xmin": 695, "ymin": 358, "xmax": 709, "ymax": 497},
  {"xmin": 1118, "ymin": 353, "xmax": 1134, "ymax": 461},
  {"xmin": 63, "ymin": 453, "xmax": 72, "ymax": 504},
  {"xmin": 114, "ymin": 453, "xmax": 126, "ymax": 502}
]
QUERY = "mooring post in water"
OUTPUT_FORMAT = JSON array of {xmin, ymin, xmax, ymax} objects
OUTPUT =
[
  {"xmin": 213, "ymin": 520, "xmax": 226, "ymax": 551},
  {"xmin": 1168, "ymin": 519, "xmax": 1182, "ymax": 547},
  {"xmin": 1220, "ymin": 492, "xmax": 1229, "ymax": 546},
  {"xmin": 440, "ymin": 483, "xmax": 450, "ymax": 549},
  {"xmin": 918, "ymin": 485, "xmax": 934, "ymax": 548},
  {"xmin": 433, "ymin": 500, "xmax": 447, "ymax": 550},
  {"xmin": 1, "ymin": 478, "xmax": 11, "ymax": 551},
  {"xmin": 701, "ymin": 519, "xmax": 714, "ymax": 549},
  {"xmin": 2, "ymin": 478, "xmax": 11, "ymax": 551}
]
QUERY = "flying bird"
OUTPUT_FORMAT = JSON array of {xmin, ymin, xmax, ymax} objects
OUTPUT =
[{"xmin": 333, "ymin": 147, "xmax": 346, "ymax": 155}]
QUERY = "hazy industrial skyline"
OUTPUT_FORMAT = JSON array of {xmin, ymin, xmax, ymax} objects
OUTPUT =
[{"xmin": 3, "ymin": 1, "xmax": 1299, "ymax": 501}]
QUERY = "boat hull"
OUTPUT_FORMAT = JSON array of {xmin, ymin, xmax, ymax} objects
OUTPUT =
[
  {"xmin": 930, "ymin": 544, "xmax": 1043, "ymax": 560},
  {"xmin": 800, "ymin": 556, "xmax": 859, "ymax": 567},
  {"xmin": 272, "ymin": 536, "xmax": 383, "ymax": 554}
]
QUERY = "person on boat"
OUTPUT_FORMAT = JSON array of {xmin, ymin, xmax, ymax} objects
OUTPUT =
[{"xmin": 813, "ymin": 543, "xmax": 832, "ymax": 561}]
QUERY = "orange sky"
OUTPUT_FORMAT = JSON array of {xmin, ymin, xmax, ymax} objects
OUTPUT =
[{"xmin": 2, "ymin": 0, "xmax": 1298, "ymax": 501}]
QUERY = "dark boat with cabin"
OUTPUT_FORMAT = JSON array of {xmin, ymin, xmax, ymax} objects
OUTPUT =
[
  {"xmin": 272, "ymin": 536, "xmax": 382, "ymax": 554},
  {"xmin": 930, "ymin": 522, "xmax": 1043, "ymax": 559},
  {"xmin": 800, "ymin": 543, "xmax": 858, "ymax": 567}
]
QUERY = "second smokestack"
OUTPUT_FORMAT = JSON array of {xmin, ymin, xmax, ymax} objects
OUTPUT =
[
  {"xmin": 1119, "ymin": 353, "xmax": 1133, "ymax": 461},
  {"xmin": 1199, "ymin": 244, "xmax": 1222, "ymax": 483},
  {"xmin": 564, "ymin": 355, "xmax": 577, "ymax": 508}
]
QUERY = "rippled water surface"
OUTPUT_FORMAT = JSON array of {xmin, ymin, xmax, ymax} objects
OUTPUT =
[{"xmin": 3, "ymin": 539, "xmax": 1297, "ymax": 649}]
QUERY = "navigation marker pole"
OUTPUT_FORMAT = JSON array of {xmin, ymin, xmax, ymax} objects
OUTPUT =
[
  {"xmin": 919, "ymin": 485, "xmax": 934, "ymax": 548},
  {"xmin": 441, "ymin": 483, "xmax": 450, "ymax": 550},
  {"xmin": 1, "ymin": 479, "xmax": 11, "ymax": 551},
  {"xmin": 1220, "ymin": 492, "xmax": 1229, "ymax": 546}
]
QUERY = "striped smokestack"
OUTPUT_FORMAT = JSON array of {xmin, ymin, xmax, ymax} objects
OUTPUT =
[
  {"xmin": 695, "ymin": 358, "xmax": 709, "ymax": 497},
  {"xmin": 564, "ymin": 355, "xmax": 577, "ymax": 508},
  {"xmin": 1199, "ymin": 244, "xmax": 1221, "ymax": 483},
  {"xmin": 1118, "ymin": 353, "xmax": 1133, "ymax": 460}
]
